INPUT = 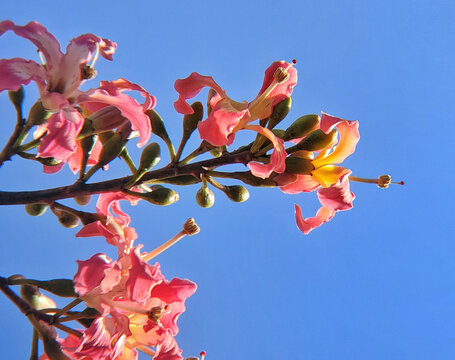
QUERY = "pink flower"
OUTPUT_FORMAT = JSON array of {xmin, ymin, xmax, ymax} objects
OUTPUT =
[
  {"xmin": 173, "ymin": 61, "xmax": 297, "ymax": 178},
  {"xmin": 73, "ymin": 247, "xmax": 197, "ymax": 360},
  {"xmin": 0, "ymin": 21, "xmax": 154, "ymax": 170},
  {"xmin": 76, "ymin": 192, "xmax": 140, "ymax": 253},
  {"xmin": 277, "ymin": 113, "xmax": 360, "ymax": 234}
]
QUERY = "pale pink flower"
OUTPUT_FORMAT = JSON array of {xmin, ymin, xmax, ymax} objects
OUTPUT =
[
  {"xmin": 174, "ymin": 61, "xmax": 297, "ymax": 178},
  {"xmin": 0, "ymin": 21, "xmax": 154, "ymax": 170}
]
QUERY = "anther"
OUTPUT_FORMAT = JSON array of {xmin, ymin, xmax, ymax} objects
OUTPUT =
[
  {"xmin": 80, "ymin": 64, "xmax": 97, "ymax": 80},
  {"xmin": 183, "ymin": 218, "xmax": 200, "ymax": 235},
  {"xmin": 148, "ymin": 306, "xmax": 164, "ymax": 323},
  {"xmin": 273, "ymin": 67, "xmax": 290, "ymax": 83},
  {"xmin": 141, "ymin": 218, "xmax": 200, "ymax": 262}
]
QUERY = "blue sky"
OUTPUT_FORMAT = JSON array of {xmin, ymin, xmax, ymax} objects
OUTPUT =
[{"xmin": 0, "ymin": 1, "xmax": 454, "ymax": 359}]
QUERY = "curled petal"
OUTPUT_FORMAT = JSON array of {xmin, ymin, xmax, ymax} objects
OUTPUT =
[
  {"xmin": 174, "ymin": 72, "xmax": 226, "ymax": 114},
  {"xmin": 317, "ymin": 172, "xmax": 355, "ymax": 211},
  {"xmin": 245, "ymin": 124, "xmax": 287, "ymax": 178},
  {"xmin": 78, "ymin": 83, "xmax": 152, "ymax": 147},
  {"xmin": 0, "ymin": 20, "xmax": 62, "ymax": 71},
  {"xmin": 96, "ymin": 192, "xmax": 141, "ymax": 224},
  {"xmin": 0, "ymin": 58, "xmax": 46, "ymax": 92},
  {"xmin": 313, "ymin": 120, "xmax": 360, "ymax": 168},
  {"xmin": 319, "ymin": 112, "xmax": 357, "ymax": 133},
  {"xmin": 106, "ymin": 78, "xmax": 156, "ymax": 110},
  {"xmin": 198, "ymin": 98, "xmax": 247, "ymax": 146},
  {"xmin": 294, "ymin": 204, "xmax": 335, "ymax": 235}
]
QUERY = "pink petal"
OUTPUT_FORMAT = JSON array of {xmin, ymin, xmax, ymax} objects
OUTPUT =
[
  {"xmin": 66, "ymin": 138, "xmax": 103, "ymax": 174},
  {"xmin": 37, "ymin": 108, "xmax": 84, "ymax": 161},
  {"xmin": 74, "ymin": 253, "xmax": 121, "ymax": 296},
  {"xmin": 0, "ymin": 20, "xmax": 62, "ymax": 71},
  {"xmin": 0, "ymin": 58, "xmax": 46, "ymax": 92},
  {"xmin": 78, "ymin": 83, "xmax": 152, "ymax": 147},
  {"xmin": 245, "ymin": 124, "xmax": 287, "ymax": 178},
  {"xmin": 294, "ymin": 204, "xmax": 335, "ymax": 235},
  {"xmin": 150, "ymin": 278, "xmax": 197, "ymax": 304},
  {"xmin": 278, "ymin": 174, "xmax": 320, "ymax": 194},
  {"xmin": 317, "ymin": 172, "xmax": 355, "ymax": 211},
  {"xmin": 153, "ymin": 335, "xmax": 183, "ymax": 360},
  {"xmin": 96, "ymin": 192, "xmax": 140, "ymax": 224},
  {"xmin": 174, "ymin": 72, "xmax": 226, "ymax": 114},
  {"xmin": 107, "ymin": 78, "xmax": 156, "ymax": 110},
  {"xmin": 319, "ymin": 112, "xmax": 357, "ymax": 133},
  {"xmin": 312, "ymin": 119, "xmax": 360, "ymax": 168},
  {"xmin": 197, "ymin": 98, "xmax": 248, "ymax": 146}
]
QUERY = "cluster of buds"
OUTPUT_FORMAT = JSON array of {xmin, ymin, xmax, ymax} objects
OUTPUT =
[{"xmin": 0, "ymin": 20, "xmax": 402, "ymax": 360}]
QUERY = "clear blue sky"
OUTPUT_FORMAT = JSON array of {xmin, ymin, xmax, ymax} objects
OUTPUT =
[{"xmin": 0, "ymin": 1, "xmax": 454, "ymax": 359}]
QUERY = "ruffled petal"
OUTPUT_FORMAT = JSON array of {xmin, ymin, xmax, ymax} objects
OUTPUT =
[
  {"xmin": 317, "ymin": 172, "xmax": 355, "ymax": 211},
  {"xmin": 294, "ymin": 204, "xmax": 335, "ymax": 235},
  {"xmin": 174, "ymin": 72, "xmax": 226, "ymax": 114},
  {"xmin": 0, "ymin": 20, "xmax": 62, "ymax": 71},
  {"xmin": 245, "ymin": 124, "xmax": 287, "ymax": 178},
  {"xmin": 197, "ymin": 98, "xmax": 248, "ymax": 146},
  {"xmin": 0, "ymin": 58, "xmax": 46, "ymax": 92},
  {"xmin": 37, "ymin": 108, "xmax": 84, "ymax": 161}
]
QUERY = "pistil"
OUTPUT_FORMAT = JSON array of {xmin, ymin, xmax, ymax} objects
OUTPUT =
[{"xmin": 349, "ymin": 175, "xmax": 404, "ymax": 189}]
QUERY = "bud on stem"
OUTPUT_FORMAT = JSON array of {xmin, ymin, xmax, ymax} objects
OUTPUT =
[{"xmin": 146, "ymin": 109, "xmax": 176, "ymax": 160}]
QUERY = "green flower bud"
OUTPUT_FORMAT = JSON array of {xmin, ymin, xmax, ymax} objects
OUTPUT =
[
  {"xmin": 139, "ymin": 142, "xmax": 161, "ymax": 171},
  {"xmin": 98, "ymin": 133, "xmax": 127, "ymax": 166},
  {"xmin": 295, "ymin": 128, "xmax": 337, "ymax": 151},
  {"xmin": 56, "ymin": 210, "xmax": 80, "ymax": 228},
  {"xmin": 268, "ymin": 97, "xmax": 292, "ymax": 129},
  {"xmin": 28, "ymin": 101, "xmax": 51, "ymax": 126},
  {"xmin": 36, "ymin": 279, "xmax": 77, "ymax": 298},
  {"xmin": 147, "ymin": 109, "xmax": 170, "ymax": 142},
  {"xmin": 209, "ymin": 145, "xmax": 226, "ymax": 157},
  {"xmin": 8, "ymin": 86, "xmax": 24, "ymax": 109},
  {"xmin": 283, "ymin": 114, "xmax": 320, "ymax": 141},
  {"xmin": 223, "ymin": 185, "xmax": 249, "ymax": 202},
  {"xmin": 25, "ymin": 203, "xmax": 48, "ymax": 216},
  {"xmin": 196, "ymin": 186, "xmax": 215, "ymax": 208},
  {"xmin": 140, "ymin": 187, "xmax": 179, "ymax": 206},
  {"xmin": 183, "ymin": 101, "xmax": 204, "ymax": 135},
  {"xmin": 74, "ymin": 194, "xmax": 91, "ymax": 206},
  {"xmin": 285, "ymin": 157, "xmax": 314, "ymax": 174},
  {"xmin": 36, "ymin": 157, "xmax": 61, "ymax": 166}
]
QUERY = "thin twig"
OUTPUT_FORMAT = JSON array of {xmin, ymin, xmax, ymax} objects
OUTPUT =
[{"xmin": 0, "ymin": 106, "xmax": 25, "ymax": 167}]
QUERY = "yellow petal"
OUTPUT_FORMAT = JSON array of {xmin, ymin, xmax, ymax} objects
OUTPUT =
[{"xmin": 311, "ymin": 165, "xmax": 350, "ymax": 188}]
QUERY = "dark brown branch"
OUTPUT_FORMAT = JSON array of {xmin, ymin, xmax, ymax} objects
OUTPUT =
[{"xmin": 0, "ymin": 150, "xmax": 253, "ymax": 205}]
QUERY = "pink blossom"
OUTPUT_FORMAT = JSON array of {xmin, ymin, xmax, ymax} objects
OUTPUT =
[
  {"xmin": 73, "ymin": 247, "xmax": 196, "ymax": 360},
  {"xmin": 173, "ymin": 61, "xmax": 297, "ymax": 178},
  {"xmin": 0, "ymin": 21, "xmax": 155, "ymax": 171}
]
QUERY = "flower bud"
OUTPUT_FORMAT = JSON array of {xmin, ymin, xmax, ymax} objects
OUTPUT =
[
  {"xmin": 183, "ymin": 101, "xmax": 204, "ymax": 135},
  {"xmin": 28, "ymin": 101, "xmax": 51, "ymax": 126},
  {"xmin": 142, "ymin": 187, "xmax": 179, "ymax": 206},
  {"xmin": 295, "ymin": 128, "xmax": 337, "ymax": 151},
  {"xmin": 55, "ymin": 210, "xmax": 80, "ymax": 228},
  {"xmin": 209, "ymin": 145, "xmax": 226, "ymax": 158},
  {"xmin": 196, "ymin": 186, "xmax": 215, "ymax": 208},
  {"xmin": 139, "ymin": 142, "xmax": 161, "ymax": 171},
  {"xmin": 283, "ymin": 114, "xmax": 320, "ymax": 141},
  {"xmin": 87, "ymin": 106, "xmax": 128, "ymax": 132},
  {"xmin": 36, "ymin": 279, "xmax": 77, "ymax": 298},
  {"xmin": 36, "ymin": 157, "xmax": 61, "ymax": 166},
  {"xmin": 25, "ymin": 203, "xmax": 48, "ymax": 216},
  {"xmin": 147, "ymin": 109, "xmax": 171, "ymax": 142},
  {"xmin": 74, "ymin": 194, "xmax": 91, "ymax": 206},
  {"xmin": 268, "ymin": 97, "xmax": 291, "ymax": 128},
  {"xmin": 8, "ymin": 86, "xmax": 24, "ymax": 109},
  {"xmin": 98, "ymin": 133, "xmax": 127, "ymax": 166},
  {"xmin": 223, "ymin": 185, "xmax": 249, "ymax": 202},
  {"xmin": 285, "ymin": 157, "xmax": 314, "ymax": 174}
]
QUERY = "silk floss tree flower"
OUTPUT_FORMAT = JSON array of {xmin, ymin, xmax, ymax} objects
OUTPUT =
[
  {"xmin": 0, "ymin": 21, "xmax": 154, "ymax": 173},
  {"xmin": 174, "ymin": 60, "xmax": 297, "ymax": 178}
]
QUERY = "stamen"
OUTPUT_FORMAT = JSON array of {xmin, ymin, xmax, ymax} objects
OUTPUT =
[
  {"xmin": 142, "ymin": 218, "xmax": 200, "ymax": 262},
  {"xmin": 137, "ymin": 345, "xmax": 156, "ymax": 357},
  {"xmin": 38, "ymin": 50, "xmax": 46, "ymax": 66},
  {"xmin": 89, "ymin": 43, "xmax": 100, "ymax": 69},
  {"xmin": 200, "ymin": 351, "xmax": 207, "ymax": 360},
  {"xmin": 349, "ymin": 175, "xmax": 405, "ymax": 189}
]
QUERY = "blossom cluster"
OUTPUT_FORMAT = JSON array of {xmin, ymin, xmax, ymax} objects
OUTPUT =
[{"xmin": 0, "ymin": 19, "xmax": 396, "ymax": 360}]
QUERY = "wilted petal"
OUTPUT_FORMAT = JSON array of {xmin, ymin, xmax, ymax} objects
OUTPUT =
[
  {"xmin": 0, "ymin": 58, "xmax": 46, "ymax": 92},
  {"xmin": 294, "ymin": 204, "xmax": 335, "ymax": 235},
  {"xmin": 174, "ymin": 72, "xmax": 226, "ymax": 114},
  {"xmin": 317, "ymin": 172, "xmax": 355, "ymax": 211}
]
